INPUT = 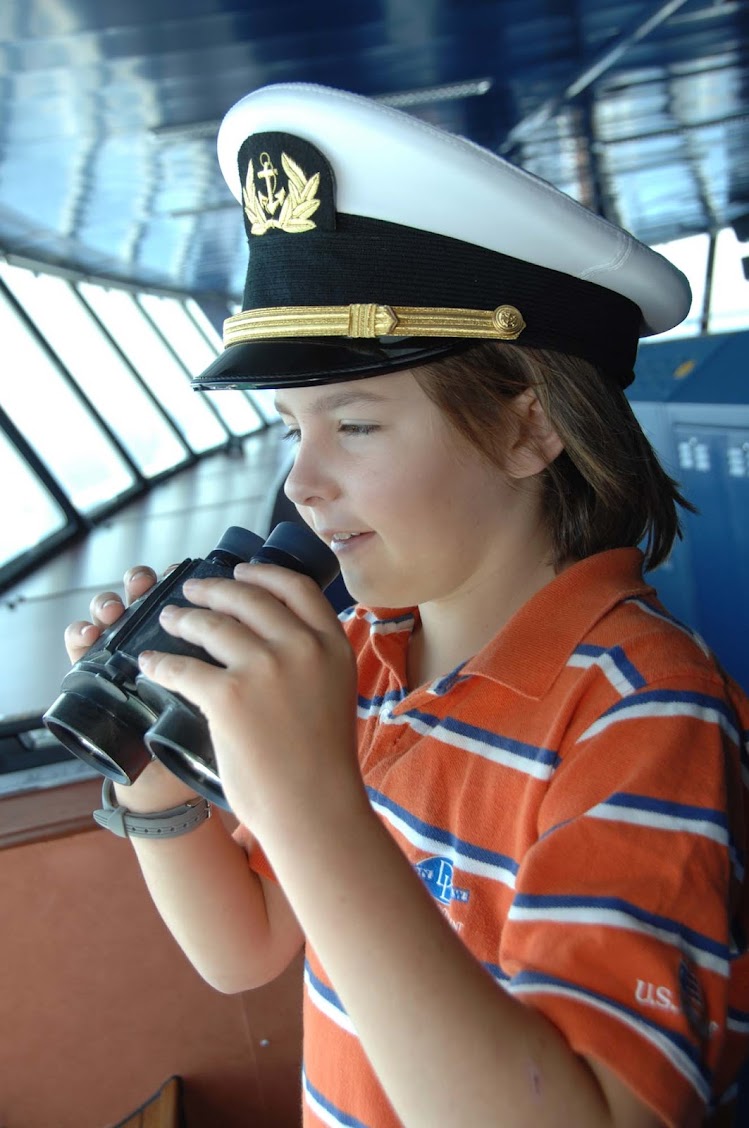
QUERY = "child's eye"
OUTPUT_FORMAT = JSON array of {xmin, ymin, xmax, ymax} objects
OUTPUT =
[
  {"xmin": 339, "ymin": 423, "xmax": 379, "ymax": 436},
  {"xmin": 280, "ymin": 427, "xmax": 300, "ymax": 444}
]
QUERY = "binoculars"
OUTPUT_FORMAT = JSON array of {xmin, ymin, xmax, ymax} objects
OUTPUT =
[{"xmin": 43, "ymin": 522, "xmax": 339, "ymax": 809}]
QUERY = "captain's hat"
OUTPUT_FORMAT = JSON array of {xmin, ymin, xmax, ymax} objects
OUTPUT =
[{"xmin": 194, "ymin": 83, "xmax": 691, "ymax": 391}]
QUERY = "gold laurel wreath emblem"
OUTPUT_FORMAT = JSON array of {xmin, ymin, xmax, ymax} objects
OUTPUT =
[{"xmin": 243, "ymin": 153, "xmax": 321, "ymax": 235}]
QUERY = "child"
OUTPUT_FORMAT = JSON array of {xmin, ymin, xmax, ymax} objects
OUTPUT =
[{"xmin": 67, "ymin": 84, "xmax": 749, "ymax": 1127}]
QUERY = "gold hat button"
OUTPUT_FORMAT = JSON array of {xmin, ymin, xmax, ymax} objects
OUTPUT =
[{"xmin": 492, "ymin": 305, "xmax": 526, "ymax": 339}]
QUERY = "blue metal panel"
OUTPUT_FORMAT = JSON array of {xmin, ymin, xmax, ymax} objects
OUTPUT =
[
  {"xmin": 670, "ymin": 423, "xmax": 749, "ymax": 691},
  {"xmin": 633, "ymin": 330, "xmax": 749, "ymax": 692},
  {"xmin": 630, "ymin": 399, "xmax": 699, "ymax": 628}
]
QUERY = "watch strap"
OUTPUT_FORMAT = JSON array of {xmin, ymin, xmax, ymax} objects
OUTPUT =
[{"xmin": 93, "ymin": 777, "xmax": 211, "ymax": 839}]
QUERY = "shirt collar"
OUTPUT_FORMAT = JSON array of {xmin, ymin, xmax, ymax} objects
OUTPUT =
[
  {"xmin": 361, "ymin": 548, "xmax": 653, "ymax": 701},
  {"xmin": 461, "ymin": 547, "xmax": 653, "ymax": 700}
]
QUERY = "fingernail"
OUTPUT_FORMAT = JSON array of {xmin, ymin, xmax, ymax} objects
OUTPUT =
[
  {"xmin": 159, "ymin": 604, "xmax": 176, "ymax": 619},
  {"xmin": 124, "ymin": 567, "xmax": 151, "ymax": 584},
  {"xmin": 81, "ymin": 624, "xmax": 98, "ymax": 640},
  {"xmin": 138, "ymin": 650, "xmax": 155, "ymax": 669},
  {"xmin": 101, "ymin": 599, "xmax": 121, "ymax": 610}
]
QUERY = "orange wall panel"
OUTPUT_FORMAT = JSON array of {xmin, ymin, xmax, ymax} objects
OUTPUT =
[{"xmin": 0, "ymin": 825, "xmax": 302, "ymax": 1127}]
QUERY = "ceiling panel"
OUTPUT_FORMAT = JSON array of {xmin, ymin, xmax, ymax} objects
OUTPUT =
[{"xmin": 0, "ymin": 0, "xmax": 746, "ymax": 299}]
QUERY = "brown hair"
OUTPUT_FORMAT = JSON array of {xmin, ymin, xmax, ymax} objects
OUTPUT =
[{"xmin": 413, "ymin": 341, "xmax": 695, "ymax": 572}]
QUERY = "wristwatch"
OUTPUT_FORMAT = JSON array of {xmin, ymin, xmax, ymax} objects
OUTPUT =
[{"xmin": 93, "ymin": 777, "xmax": 211, "ymax": 839}]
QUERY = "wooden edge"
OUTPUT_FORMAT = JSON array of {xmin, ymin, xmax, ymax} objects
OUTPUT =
[
  {"xmin": 0, "ymin": 775, "xmax": 103, "ymax": 850},
  {"xmin": 107, "ymin": 1075, "xmax": 183, "ymax": 1128}
]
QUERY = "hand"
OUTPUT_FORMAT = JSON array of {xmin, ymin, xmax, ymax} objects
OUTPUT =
[
  {"xmin": 64, "ymin": 565, "xmax": 159, "ymax": 665},
  {"xmin": 136, "ymin": 563, "xmax": 361, "ymax": 839},
  {"xmin": 63, "ymin": 564, "xmax": 198, "ymax": 811}
]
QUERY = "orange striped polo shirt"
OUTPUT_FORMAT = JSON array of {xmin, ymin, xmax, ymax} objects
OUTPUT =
[{"xmin": 246, "ymin": 548, "xmax": 749, "ymax": 1127}]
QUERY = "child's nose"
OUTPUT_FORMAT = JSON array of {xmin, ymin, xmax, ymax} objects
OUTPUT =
[{"xmin": 283, "ymin": 446, "xmax": 339, "ymax": 508}]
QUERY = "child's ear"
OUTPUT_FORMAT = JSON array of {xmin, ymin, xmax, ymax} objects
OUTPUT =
[{"xmin": 504, "ymin": 388, "xmax": 564, "ymax": 479}]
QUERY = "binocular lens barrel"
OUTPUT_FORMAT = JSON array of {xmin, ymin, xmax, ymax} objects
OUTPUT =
[{"xmin": 44, "ymin": 682, "xmax": 156, "ymax": 785}]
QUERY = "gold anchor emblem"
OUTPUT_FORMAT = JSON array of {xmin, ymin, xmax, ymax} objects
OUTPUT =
[
  {"xmin": 256, "ymin": 153, "xmax": 285, "ymax": 215},
  {"xmin": 243, "ymin": 152, "xmax": 321, "ymax": 235}
]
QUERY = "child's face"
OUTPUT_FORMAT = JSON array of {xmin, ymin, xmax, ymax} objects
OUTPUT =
[{"xmin": 275, "ymin": 370, "xmax": 545, "ymax": 610}]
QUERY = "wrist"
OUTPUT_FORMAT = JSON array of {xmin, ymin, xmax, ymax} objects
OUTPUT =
[
  {"xmin": 113, "ymin": 760, "xmax": 199, "ymax": 814},
  {"xmin": 95, "ymin": 778, "xmax": 211, "ymax": 839}
]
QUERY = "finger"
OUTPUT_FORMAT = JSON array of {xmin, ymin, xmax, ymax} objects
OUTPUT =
[
  {"xmin": 64, "ymin": 620, "xmax": 102, "ymax": 664},
  {"xmin": 181, "ymin": 573, "xmax": 307, "ymax": 639},
  {"xmin": 89, "ymin": 590, "xmax": 126, "ymax": 628},
  {"xmin": 234, "ymin": 563, "xmax": 342, "ymax": 634},
  {"xmin": 137, "ymin": 647, "xmax": 226, "ymax": 711},
  {"xmin": 157, "ymin": 602, "xmax": 268, "ymax": 669},
  {"xmin": 123, "ymin": 565, "xmax": 157, "ymax": 606}
]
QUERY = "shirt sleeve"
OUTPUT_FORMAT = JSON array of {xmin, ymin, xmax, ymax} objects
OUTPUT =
[
  {"xmin": 232, "ymin": 821, "xmax": 277, "ymax": 881},
  {"xmin": 498, "ymin": 674, "xmax": 747, "ymax": 1128}
]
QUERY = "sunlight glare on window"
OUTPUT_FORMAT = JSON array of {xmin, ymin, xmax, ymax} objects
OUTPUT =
[
  {"xmin": 138, "ymin": 293, "xmax": 266, "ymax": 435},
  {"xmin": 0, "ymin": 287, "xmax": 134, "ymax": 510},
  {"xmin": 0, "ymin": 429, "xmax": 67, "ymax": 568},
  {"xmin": 0, "ymin": 265, "xmax": 187, "ymax": 477},
  {"xmin": 708, "ymin": 227, "xmax": 749, "ymax": 334},
  {"xmin": 78, "ymin": 283, "xmax": 227, "ymax": 453},
  {"xmin": 649, "ymin": 233, "xmax": 709, "ymax": 341}
]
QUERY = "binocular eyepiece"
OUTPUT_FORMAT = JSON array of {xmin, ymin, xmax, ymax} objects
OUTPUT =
[{"xmin": 43, "ymin": 522, "xmax": 339, "ymax": 810}]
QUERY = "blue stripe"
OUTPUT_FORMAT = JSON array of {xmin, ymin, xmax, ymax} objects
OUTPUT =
[
  {"xmin": 508, "ymin": 969, "xmax": 711, "ymax": 1088},
  {"xmin": 395, "ymin": 708, "xmax": 560, "ymax": 770},
  {"xmin": 430, "ymin": 662, "xmax": 469, "ymax": 695},
  {"xmin": 591, "ymin": 688, "xmax": 740, "ymax": 742},
  {"xmin": 367, "ymin": 786, "xmax": 521, "ymax": 877},
  {"xmin": 624, "ymin": 596, "xmax": 710, "ymax": 652},
  {"xmin": 357, "ymin": 687, "xmax": 409, "ymax": 712},
  {"xmin": 603, "ymin": 792, "xmax": 730, "ymax": 830},
  {"xmin": 303, "ymin": 1070, "xmax": 371, "ymax": 1128},
  {"xmin": 511, "ymin": 893, "xmax": 730, "ymax": 964},
  {"xmin": 305, "ymin": 959, "xmax": 347, "ymax": 1017},
  {"xmin": 358, "ymin": 696, "xmax": 559, "ymax": 776},
  {"xmin": 597, "ymin": 792, "xmax": 745, "ymax": 878},
  {"xmin": 574, "ymin": 643, "xmax": 647, "ymax": 691},
  {"xmin": 438, "ymin": 714, "xmax": 560, "ymax": 768},
  {"xmin": 484, "ymin": 961, "xmax": 511, "ymax": 983},
  {"xmin": 366, "ymin": 610, "xmax": 414, "ymax": 628}
]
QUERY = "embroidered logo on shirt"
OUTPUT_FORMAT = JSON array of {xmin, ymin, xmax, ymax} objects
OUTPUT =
[
  {"xmin": 635, "ymin": 979, "xmax": 680, "ymax": 1013},
  {"xmin": 415, "ymin": 856, "xmax": 470, "ymax": 905},
  {"xmin": 679, "ymin": 959, "xmax": 710, "ymax": 1042},
  {"xmin": 635, "ymin": 965, "xmax": 715, "ymax": 1042}
]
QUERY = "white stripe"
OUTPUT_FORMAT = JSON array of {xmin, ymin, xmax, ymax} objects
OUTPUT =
[
  {"xmin": 368, "ymin": 709, "xmax": 555, "ymax": 781},
  {"xmin": 507, "ymin": 904, "xmax": 728, "ymax": 977},
  {"xmin": 588, "ymin": 802, "xmax": 745, "ymax": 883},
  {"xmin": 589, "ymin": 803, "xmax": 744, "ymax": 883},
  {"xmin": 303, "ymin": 1079, "xmax": 352, "ymax": 1128},
  {"xmin": 507, "ymin": 980, "xmax": 710, "ymax": 1102},
  {"xmin": 627, "ymin": 598, "xmax": 712, "ymax": 658},
  {"xmin": 727, "ymin": 1014, "xmax": 749, "ymax": 1034},
  {"xmin": 357, "ymin": 697, "xmax": 405, "ymax": 721},
  {"xmin": 567, "ymin": 651, "xmax": 638, "ymax": 696},
  {"xmin": 586, "ymin": 802, "xmax": 729, "ymax": 847},
  {"xmin": 365, "ymin": 613, "xmax": 413, "ymax": 635},
  {"xmin": 370, "ymin": 796, "xmax": 517, "ymax": 889},
  {"xmin": 304, "ymin": 969, "xmax": 356, "ymax": 1035},
  {"xmin": 579, "ymin": 699, "xmax": 739, "ymax": 745}
]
